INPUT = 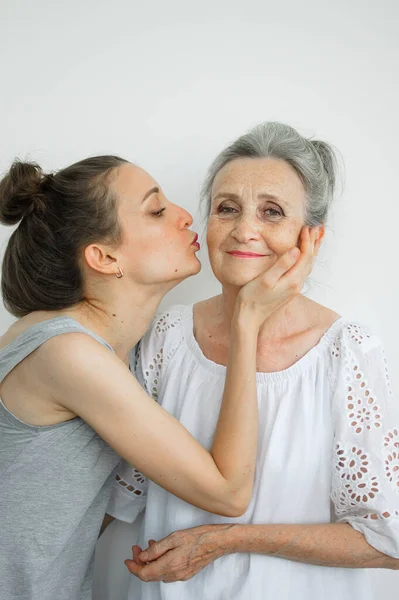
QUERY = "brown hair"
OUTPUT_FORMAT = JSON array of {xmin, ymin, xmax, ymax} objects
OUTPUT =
[{"xmin": 0, "ymin": 155, "xmax": 128, "ymax": 317}]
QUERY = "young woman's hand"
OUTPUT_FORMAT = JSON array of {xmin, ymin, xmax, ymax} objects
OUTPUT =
[{"xmin": 236, "ymin": 226, "xmax": 319, "ymax": 328}]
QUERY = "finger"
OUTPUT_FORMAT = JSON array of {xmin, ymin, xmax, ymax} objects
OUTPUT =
[
  {"xmin": 132, "ymin": 545, "xmax": 145, "ymax": 566},
  {"xmin": 298, "ymin": 226, "xmax": 313, "ymax": 259},
  {"xmin": 125, "ymin": 559, "xmax": 144, "ymax": 577},
  {"xmin": 299, "ymin": 226, "xmax": 318, "ymax": 270},
  {"xmin": 278, "ymin": 227, "xmax": 316, "ymax": 290},
  {"xmin": 148, "ymin": 539, "xmax": 156, "ymax": 546},
  {"xmin": 299, "ymin": 226, "xmax": 315, "ymax": 268},
  {"xmin": 139, "ymin": 537, "xmax": 175, "ymax": 562},
  {"xmin": 281, "ymin": 227, "xmax": 315, "ymax": 283},
  {"xmin": 314, "ymin": 236, "xmax": 322, "ymax": 257},
  {"xmin": 125, "ymin": 561, "xmax": 163, "ymax": 582},
  {"xmin": 265, "ymin": 247, "xmax": 300, "ymax": 284}
]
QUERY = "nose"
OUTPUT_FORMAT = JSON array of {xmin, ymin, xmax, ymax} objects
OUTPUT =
[
  {"xmin": 231, "ymin": 218, "xmax": 261, "ymax": 244},
  {"xmin": 176, "ymin": 205, "xmax": 193, "ymax": 229}
]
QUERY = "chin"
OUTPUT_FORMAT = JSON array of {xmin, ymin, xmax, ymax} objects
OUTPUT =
[
  {"xmin": 221, "ymin": 276, "xmax": 256, "ymax": 289},
  {"xmin": 212, "ymin": 265, "xmax": 269, "ymax": 288},
  {"xmin": 188, "ymin": 259, "xmax": 202, "ymax": 277},
  {"xmin": 172, "ymin": 257, "xmax": 202, "ymax": 282}
]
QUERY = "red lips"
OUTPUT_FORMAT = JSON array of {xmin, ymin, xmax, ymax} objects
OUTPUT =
[
  {"xmin": 227, "ymin": 250, "xmax": 266, "ymax": 258},
  {"xmin": 192, "ymin": 233, "xmax": 200, "ymax": 250}
]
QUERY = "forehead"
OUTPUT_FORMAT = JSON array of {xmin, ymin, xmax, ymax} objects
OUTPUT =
[
  {"xmin": 211, "ymin": 157, "xmax": 306, "ymax": 205},
  {"xmin": 113, "ymin": 163, "xmax": 158, "ymax": 205}
]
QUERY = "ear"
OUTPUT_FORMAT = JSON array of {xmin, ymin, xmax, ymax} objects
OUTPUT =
[{"xmin": 83, "ymin": 243, "xmax": 120, "ymax": 276}]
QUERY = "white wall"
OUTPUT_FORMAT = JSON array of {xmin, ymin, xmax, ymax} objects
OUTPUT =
[{"xmin": 1, "ymin": 0, "xmax": 398, "ymax": 597}]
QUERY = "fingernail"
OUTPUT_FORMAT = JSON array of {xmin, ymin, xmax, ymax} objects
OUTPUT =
[{"xmin": 140, "ymin": 552, "xmax": 149, "ymax": 561}]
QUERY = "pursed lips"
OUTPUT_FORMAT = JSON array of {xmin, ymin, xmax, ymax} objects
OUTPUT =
[{"xmin": 191, "ymin": 233, "xmax": 200, "ymax": 249}]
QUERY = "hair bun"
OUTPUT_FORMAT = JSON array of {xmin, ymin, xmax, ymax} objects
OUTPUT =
[
  {"xmin": 0, "ymin": 160, "xmax": 45, "ymax": 225},
  {"xmin": 310, "ymin": 140, "xmax": 338, "ymax": 197}
]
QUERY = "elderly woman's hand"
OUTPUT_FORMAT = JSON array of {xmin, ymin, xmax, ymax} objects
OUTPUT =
[
  {"xmin": 236, "ymin": 226, "xmax": 320, "ymax": 326},
  {"xmin": 124, "ymin": 524, "xmax": 233, "ymax": 583}
]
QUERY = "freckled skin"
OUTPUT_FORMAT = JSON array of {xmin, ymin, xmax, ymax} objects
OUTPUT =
[{"xmin": 207, "ymin": 157, "xmax": 311, "ymax": 290}]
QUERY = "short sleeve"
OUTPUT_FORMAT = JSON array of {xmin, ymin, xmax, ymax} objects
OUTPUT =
[
  {"xmin": 330, "ymin": 323, "xmax": 399, "ymax": 558},
  {"xmin": 106, "ymin": 459, "xmax": 148, "ymax": 523},
  {"xmin": 106, "ymin": 306, "xmax": 186, "ymax": 522}
]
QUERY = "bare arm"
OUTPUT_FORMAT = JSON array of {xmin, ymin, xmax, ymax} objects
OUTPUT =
[
  {"xmin": 224, "ymin": 522, "xmax": 399, "ymax": 568},
  {"xmin": 46, "ymin": 230, "xmax": 316, "ymax": 517},
  {"xmin": 125, "ymin": 522, "xmax": 399, "ymax": 583},
  {"xmin": 44, "ymin": 307, "xmax": 258, "ymax": 517}
]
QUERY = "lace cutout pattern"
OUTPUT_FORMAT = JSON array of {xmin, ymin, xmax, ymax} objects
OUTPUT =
[
  {"xmin": 329, "ymin": 323, "xmax": 371, "ymax": 387},
  {"xmin": 139, "ymin": 311, "xmax": 183, "ymax": 400},
  {"xmin": 343, "ymin": 348, "xmax": 381, "ymax": 434},
  {"xmin": 362, "ymin": 509, "xmax": 399, "ymax": 521},
  {"xmin": 142, "ymin": 345, "xmax": 181, "ymax": 401},
  {"xmin": 155, "ymin": 312, "xmax": 182, "ymax": 334},
  {"xmin": 331, "ymin": 337, "xmax": 342, "ymax": 359},
  {"xmin": 345, "ymin": 323, "xmax": 371, "ymax": 345},
  {"xmin": 331, "ymin": 328, "xmax": 399, "ymax": 529},
  {"xmin": 143, "ymin": 348, "xmax": 164, "ymax": 401},
  {"xmin": 383, "ymin": 429, "xmax": 399, "ymax": 493},
  {"xmin": 332, "ymin": 443, "xmax": 381, "ymax": 515},
  {"xmin": 382, "ymin": 349, "xmax": 394, "ymax": 398},
  {"xmin": 115, "ymin": 469, "xmax": 147, "ymax": 497}
]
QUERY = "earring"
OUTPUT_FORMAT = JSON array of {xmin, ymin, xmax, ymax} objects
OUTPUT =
[{"xmin": 115, "ymin": 267, "xmax": 124, "ymax": 279}]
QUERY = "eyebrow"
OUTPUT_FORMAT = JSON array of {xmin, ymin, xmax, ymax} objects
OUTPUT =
[
  {"xmin": 213, "ymin": 192, "xmax": 286, "ymax": 205},
  {"xmin": 141, "ymin": 186, "xmax": 160, "ymax": 203}
]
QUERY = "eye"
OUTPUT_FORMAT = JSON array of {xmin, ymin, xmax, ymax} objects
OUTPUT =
[
  {"xmin": 151, "ymin": 207, "xmax": 166, "ymax": 218},
  {"xmin": 217, "ymin": 204, "xmax": 239, "ymax": 215},
  {"xmin": 264, "ymin": 207, "xmax": 283, "ymax": 218}
]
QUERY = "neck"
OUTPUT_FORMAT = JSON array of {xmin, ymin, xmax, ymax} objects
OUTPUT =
[
  {"xmin": 68, "ymin": 280, "xmax": 170, "ymax": 366},
  {"xmin": 217, "ymin": 284, "xmax": 307, "ymax": 344}
]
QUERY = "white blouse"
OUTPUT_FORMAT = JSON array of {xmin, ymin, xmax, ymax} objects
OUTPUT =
[{"xmin": 107, "ymin": 304, "xmax": 399, "ymax": 600}]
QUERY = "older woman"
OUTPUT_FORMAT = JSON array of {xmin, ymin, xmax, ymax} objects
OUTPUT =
[{"xmin": 106, "ymin": 122, "xmax": 399, "ymax": 600}]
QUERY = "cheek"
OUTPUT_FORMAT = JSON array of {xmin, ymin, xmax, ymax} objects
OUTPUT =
[
  {"xmin": 122, "ymin": 228, "xmax": 172, "ymax": 271},
  {"xmin": 266, "ymin": 222, "xmax": 302, "ymax": 252},
  {"xmin": 206, "ymin": 219, "xmax": 228, "ymax": 252}
]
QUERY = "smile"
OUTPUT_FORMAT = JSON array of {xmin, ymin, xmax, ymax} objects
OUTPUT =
[{"xmin": 227, "ymin": 251, "xmax": 268, "ymax": 258}]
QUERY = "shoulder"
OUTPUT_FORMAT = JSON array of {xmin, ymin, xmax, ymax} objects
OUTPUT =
[
  {"xmin": 30, "ymin": 332, "xmax": 130, "ymax": 413},
  {"xmin": 132, "ymin": 305, "xmax": 192, "ymax": 400},
  {"xmin": 134, "ymin": 304, "xmax": 191, "ymax": 370},
  {"xmin": 331, "ymin": 319, "xmax": 383, "ymax": 359},
  {"xmin": 38, "ymin": 331, "xmax": 116, "ymax": 376},
  {"xmin": 329, "ymin": 318, "xmax": 387, "ymax": 375},
  {"xmin": 0, "ymin": 311, "xmax": 58, "ymax": 350},
  {"xmin": 329, "ymin": 319, "xmax": 392, "ymax": 402},
  {"xmin": 150, "ymin": 304, "xmax": 191, "ymax": 336}
]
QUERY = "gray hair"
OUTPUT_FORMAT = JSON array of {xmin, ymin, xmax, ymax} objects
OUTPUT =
[{"xmin": 201, "ymin": 122, "xmax": 340, "ymax": 226}]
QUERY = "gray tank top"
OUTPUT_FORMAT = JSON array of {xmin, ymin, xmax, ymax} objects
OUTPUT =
[{"xmin": 0, "ymin": 317, "xmax": 121, "ymax": 600}]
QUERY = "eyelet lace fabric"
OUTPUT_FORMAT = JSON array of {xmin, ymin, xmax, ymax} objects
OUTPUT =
[
  {"xmin": 331, "ymin": 324, "xmax": 399, "ymax": 554},
  {"xmin": 115, "ymin": 469, "xmax": 148, "ymax": 497},
  {"xmin": 105, "ymin": 305, "xmax": 399, "ymax": 600},
  {"xmin": 108, "ymin": 307, "xmax": 399, "ymax": 562}
]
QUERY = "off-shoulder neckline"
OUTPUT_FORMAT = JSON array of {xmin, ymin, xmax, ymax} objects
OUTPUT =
[{"xmin": 180, "ymin": 304, "xmax": 346, "ymax": 384}]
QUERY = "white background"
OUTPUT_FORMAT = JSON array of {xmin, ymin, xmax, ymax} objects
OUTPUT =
[{"xmin": 1, "ymin": 0, "xmax": 398, "ymax": 597}]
